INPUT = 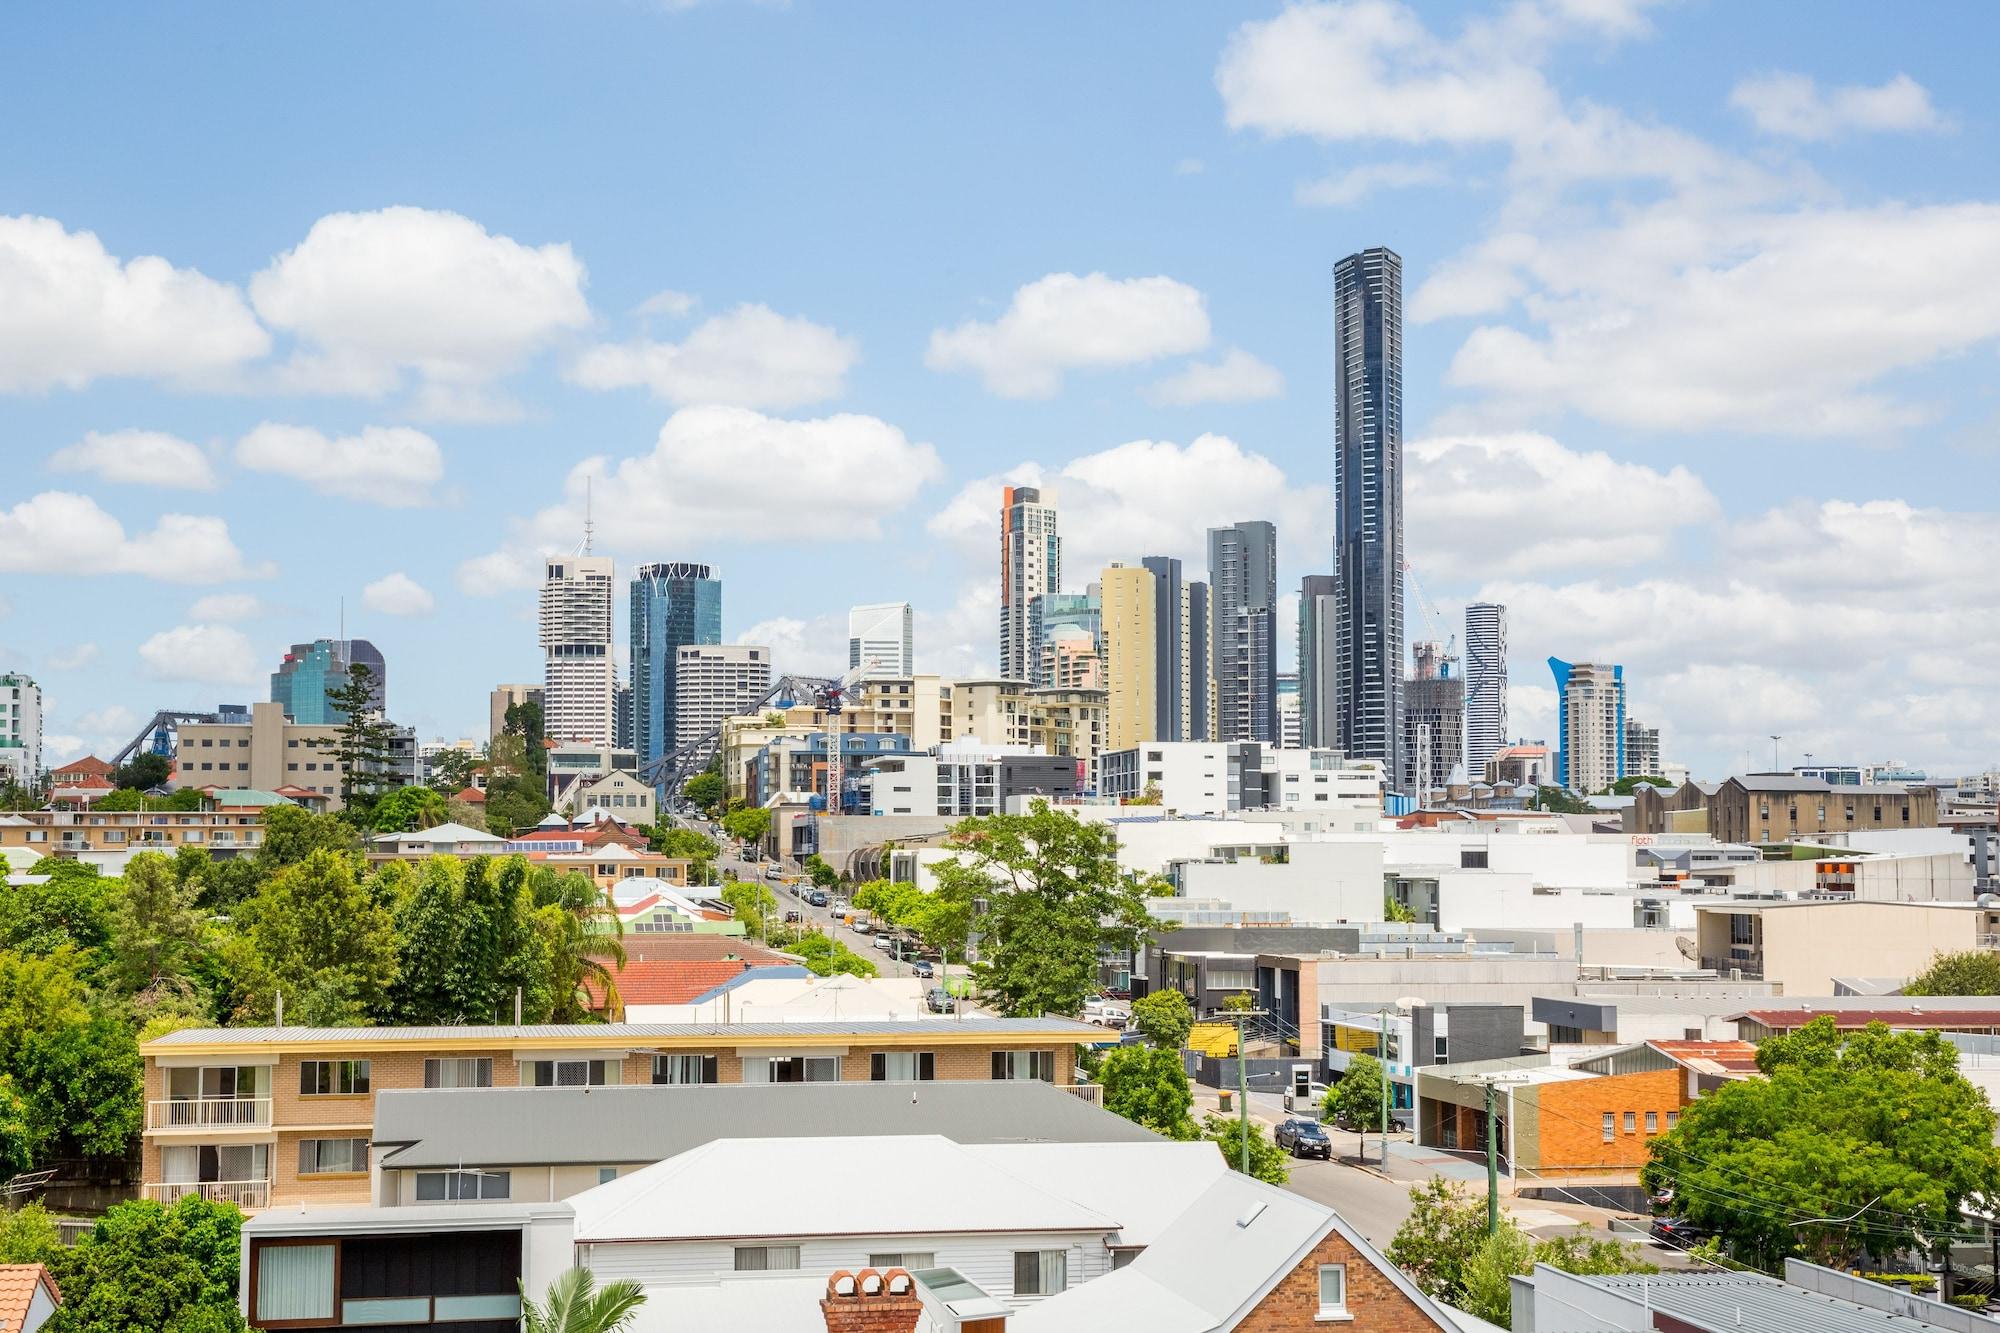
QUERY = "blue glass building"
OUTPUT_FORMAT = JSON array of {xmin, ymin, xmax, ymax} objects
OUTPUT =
[
  {"xmin": 630, "ymin": 563, "xmax": 721, "ymax": 779},
  {"xmin": 271, "ymin": 639, "xmax": 385, "ymax": 723}
]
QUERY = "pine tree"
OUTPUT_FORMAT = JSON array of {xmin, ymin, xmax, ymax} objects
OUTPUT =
[{"xmin": 319, "ymin": 664, "xmax": 399, "ymax": 816}]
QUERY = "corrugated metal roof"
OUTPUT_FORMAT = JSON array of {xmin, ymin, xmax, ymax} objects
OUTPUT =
[
  {"xmin": 372, "ymin": 1081, "xmax": 1159, "ymax": 1168},
  {"xmin": 144, "ymin": 1016, "xmax": 1103, "ymax": 1049},
  {"xmin": 1591, "ymin": 1271, "xmax": 1966, "ymax": 1333}
]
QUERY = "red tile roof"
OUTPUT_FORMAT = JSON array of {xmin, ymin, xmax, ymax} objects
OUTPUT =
[
  {"xmin": 452, "ymin": 785, "xmax": 487, "ymax": 803},
  {"xmin": 52, "ymin": 755, "xmax": 114, "ymax": 778},
  {"xmin": 584, "ymin": 956, "xmax": 794, "ymax": 1012},
  {"xmin": 1738, "ymin": 1007, "xmax": 2000, "ymax": 1030},
  {"xmin": 0, "ymin": 1264, "xmax": 60, "ymax": 1332},
  {"xmin": 619, "ymin": 936, "xmax": 795, "ymax": 964}
]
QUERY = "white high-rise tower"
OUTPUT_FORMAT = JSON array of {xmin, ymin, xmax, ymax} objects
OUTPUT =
[
  {"xmin": 541, "ymin": 551, "xmax": 615, "ymax": 745},
  {"xmin": 999, "ymin": 486, "xmax": 1059, "ymax": 682},
  {"xmin": 1464, "ymin": 602, "xmax": 1508, "ymax": 780},
  {"xmin": 848, "ymin": 602, "xmax": 914, "ymax": 677}
]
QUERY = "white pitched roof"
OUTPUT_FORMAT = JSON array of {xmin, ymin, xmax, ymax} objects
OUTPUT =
[
  {"xmin": 967, "ymin": 1141, "xmax": 1227, "ymax": 1248},
  {"xmin": 569, "ymin": 1134, "xmax": 1118, "ymax": 1243},
  {"xmin": 372, "ymin": 821, "xmax": 504, "ymax": 845}
]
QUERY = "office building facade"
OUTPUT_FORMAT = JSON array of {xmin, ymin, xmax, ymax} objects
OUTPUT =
[
  {"xmin": 1208, "ymin": 520, "xmax": 1278, "ymax": 743},
  {"xmin": 1549, "ymin": 658, "xmax": 1625, "ymax": 793},
  {"xmin": 271, "ymin": 639, "xmax": 386, "ymax": 725},
  {"xmin": 998, "ymin": 485, "xmax": 1059, "ymax": 683},
  {"xmin": 1140, "ymin": 556, "xmax": 1191, "ymax": 741},
  {"xmin": 630, "ymin": 562, "xmax": 721, "ymax": 772},
  {"xmin": 1333, "ymin": 246, "xmax": 1406, "ymax": 787},
  {"xmin": 1298, "ymin": 574, "xmax": 1339, "ymax": 750},
  {"xmin": 847, "ymin": 602, "xmax": 913, "ymax": 678},
  {"xmin": 1463, "ymin": 602, "xmax": 1508, "ymax": 782},
  {"xmin": 541, "ymin": 555, "xmax": 616, "ymax": 745},
  {"xmin": 1186, "ymin": 581, "xmax": 1212, "ymax": 741},
  {"xmin": 1100, "ymin": 564, "xmax": 1157, "ymax": 752},
  {"xmin": 673, "ymin": 645, "xmax": 772, "ymax": 749}
]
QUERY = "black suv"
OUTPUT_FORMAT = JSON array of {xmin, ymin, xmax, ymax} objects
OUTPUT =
[{"xmin": 1274, "ymin": 1118, "xmax": 1332, "ymax": 1160}]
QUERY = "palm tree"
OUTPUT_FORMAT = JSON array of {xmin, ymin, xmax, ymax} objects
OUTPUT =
[
  {"xmin": 538, "ymin": 870, "xmax": 625, "ymax": 1021},
  {"xmin": 522, "ymin": 1268, "xmax": 644, "ymax": 1333}
]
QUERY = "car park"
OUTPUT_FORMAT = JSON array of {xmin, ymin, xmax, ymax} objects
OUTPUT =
[{"xmin": 1273, "ymin": 1119, "xmax": 1332, "ymax": 1160}]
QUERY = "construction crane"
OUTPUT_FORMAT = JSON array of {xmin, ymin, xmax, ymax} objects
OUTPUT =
[{"xmin": 1403, "ymin": 560, "xmax": 1457, "ymax": 663}]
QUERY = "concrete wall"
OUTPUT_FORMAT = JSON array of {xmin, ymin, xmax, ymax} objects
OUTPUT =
[
  {"xmin": 1175, "ymin": 841, "xmax": 1385, "ymax": 921},
  {"xmin": 1744, "ymin": 901, "xmax": 1998, "ymax": 991}
]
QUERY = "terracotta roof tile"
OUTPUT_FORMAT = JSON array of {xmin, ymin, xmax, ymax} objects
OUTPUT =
[
  {"xmin": 586, "ymin": 956, "xmax": 793, "ymax": 1011},
  {"xmin": 0, "ymin": 1264, "xmax": 60, "ymax": 1332}
]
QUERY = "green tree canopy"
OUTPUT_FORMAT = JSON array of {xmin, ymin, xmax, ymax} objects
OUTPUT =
[
  {"xmin": 650, "ymin": 826, "xmax": 718, "ymax": 877},
  {"xmin": 255, "ymin": 804, "xmax": 359, "ymax": 870},
  {"xmin": 1642, "ymin": 1016, "xmax": 2000, "ymax": 1269},
  {"xmin": 1200, "ymin": 1112, "xmax": 1289, "ymax": 1185},
  {"xmin": 1528, "ymin": 785, "xmax": 1594, "ymax": 813},
  {"xmin": 114, "ymin": 751, "xmax": 173, "ymax": 792},
  {"xmin": 1097, "ymin": 1045, "xmax": 1198, "ymax": 1139},
  {"xmin": 1130, "ymin": 989, "xmax": 1193, "ymax": 1050},
  {"xmin": 523, "ymin": 1267, "xmax": 645, "ymax": 1333},
  {"xmin": 386, "ymin": 857, "xmax": 546, "ymax": 1023},
  {"xmin": 320, "ymin": 663, "xmax": 399, "ymax": 817},
  {"xmin": 1324, "ymin": 1053, "xmax": 1390, "ymax": 1133},
  {"xmin": 425, "ymin": 747, "xmax": 483, "ymax": 796},
  {"xmin": 682, "ymin": 772, "xmax": 725, "ymax": 813},
  {"xmin": 0, "ymin": 947, "xmax": 142, "ymax": 1166},
  {"xmin": 783, "ymin": 930, "xmax": 878, "ymax": 978},
  {"xmin": 1609, "ymin": 774, "xmax": 1674, "ymax": 796},
  {"xmin": 1904, "ymin": 950, "xmax": 2000, "ymax": 996},
  {"xmin": 55, "ymin": 1195, "xmax": 246, "ymax": 1333},
  {"xmin": 721, "ymin": 806, "xmax": 773, "ymax": 846},
  {"xmin": 370, "ymin": 785, "xmax": 449, "ymax": 833},
  {"xmin": 107, "ymin": 851, "xmax": 206, "ymax": 998},
  {"xmin": 535, "ymin": 871, "xmax": 623, "ymax": 1022},
  {"xmin": 2, "ymin": 858, "xmax": 112, "ymax": 959},
  {"xmin": 242, "ymin": 849, "xmax": 398, "ymax": 1025},
  {"xmin": 929, "ymin": 802, "xmax": 1155, "ymax": 1018}
]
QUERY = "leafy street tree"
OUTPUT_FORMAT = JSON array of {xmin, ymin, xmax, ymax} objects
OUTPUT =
[
  {"xmin": 784, "ymin": 930, "xmax": 878, "ymax": 978},
  {"xmin": 1641, "ymin": 1017, "xmax": 2000, "ymax": 1269},
  {"xmin": 721, "ymin": 879, "xmax": 781, "ymax": 941},
  {"xmin": 650, "ymin": 826, "xmax": 718, "ymax": 879},
  {"xmin": 1388, "ymin": 1179, "xmax": 1652, "ymax": 1326},
  {"xmin": 107, "ymin": 852, "xmax": 206, "ymax": 999},
  {"xmin": 522, "ymin": 1267, "xmax": 645, "ymax": 1333},
  {"xmin": 425, "ymin": 747, "xmax": 482, "ymax": 796},
  {"xmin": 114, "ymin": 751, "xmax": 172, "ymax": 791},
  {"xmin": 1097, "ymin": 1045, "xmax": 1198, "ymax": 1139},
  {"xmin": 0, "ymin": 1200, "xmax": 63, "ymax": 1265},
  {"xmin": 255, "ymin": 805, "xmax": 360, "ymax": 870},
  {"xmin": 317, "ymin": 664, "xmax": 400, "ymax": 817},
  {"xmin": 682, "ymin": 771, "xmax": 725, "ymax": 813},
  {"xmin": 54, "ymin": 1194, "xmax": 247, "ymax": 1333},
  {"xmin": 243, "ymin": 849, "xmax": 399, "ymax": 1025},
  {"xmin": 1130, "ymin": 989, "xmax": 1193, "ymax": 1050},
  {"xmin": 384, "ymin": 857, "xmax": 546, "ymax": 1024},
  {"xmin": 929, "ymin": 802, "xmax": 1155, "ymax": 1018},
  {"xmin": 1323, "ymin": 1053, "xmax": 1389, "ymax": 1132},
  {"xmin": 370, "ymin": 785, "xmax": 449, "ymax": 833},
  {"xmin": 721, "ymin": 806, "xmax": 773, "ymax": 848},
  {"xmin": 1904, "ymin": 950, "xmax": 2000, "ymax": 996},
  {"xmin": 484, "ymin": 708, "xmax": 553, "ymax": 835},
  {"xmin": 851, "ymin": 879, "xmax": 974, "ymax": 963},
  {"xmin": 1528, "ymin": 786, "xmax": 1594, "ymax": 814},
  {"xmin": 1220, "ymin": 992, "xmax": 1254, "ymax": 1012},
  {"xmin": 1608, "ymin": 775, "xmax": 1673, "ymax": 796},
  {"xmin": 803, "ymin": 854, "xmax": 840, "ymax": 889},
  {"xmin": 2, "ymin": 858, "xmax": 112, "ymax": 958},
  {"xmin": 1200, "ymin": 1112, "xmax": 1289, "ymax": 1185}
]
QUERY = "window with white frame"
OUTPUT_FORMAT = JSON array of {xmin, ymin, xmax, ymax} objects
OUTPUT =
[
  {"xmin": 991, "ymin": 1050, "xmax": 1056, "ymax": 1082},
  {"xmin": 868, "ymin": 1251, "xmax": 936, "ymax": 1271},
  {"xmin": 424, "ymin": 1057, "xmax": 493, "ymax": 1089},
  {"xmin": 526, "ymin": 1058, "xmax": 621, "ymax": 1087},
  {"xmin": 297, "ymin": 1137, "xmax": 368, "ymax": 1175},
  {"xmin": 414, "ymin": 1170, "xmax": 509, "ymax": 1201},
  {"xmin": 1317, "ymin": 1262, "xmax": 1348, "ymax": 1316},
  {"xmin": 1013, "ymin": 1250, "xmax": 1067, "ymax": 1296},
  {"xmin": 733, "ymin": 1245, "xmax": 801, "ymax": 1272},
  {"xmin": 652, "ymin": 1055, "xmax": 719, "ymax": 1084},
  {"xmin": 745, "ymin": 1055, "xmax": 839, "ymax": 1083},
  {"xmin": 870, "ymin": 1052, "xmax": 935, "ymax": 1082}
]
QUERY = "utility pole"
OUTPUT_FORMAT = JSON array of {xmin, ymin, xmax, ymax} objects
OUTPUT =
[
  {"xmin": 1485, "ymin": 1080, "xmax": 1501, "ymax": 1235},
  {"xmin": 1378, "ymin": 1009, "xmax": 1390, "ymax": 1167},
  {"xmin": 1235, "ymin": 1009, "xmax": 1252, "ymax": 1175}
]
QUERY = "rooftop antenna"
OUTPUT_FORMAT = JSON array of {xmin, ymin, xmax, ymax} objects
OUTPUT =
[{"xmin": 577, "ymin": 475, "xmax": 596, "ymax": 556}]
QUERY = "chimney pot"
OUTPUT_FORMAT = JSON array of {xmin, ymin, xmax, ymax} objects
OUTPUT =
[{"xmin": 820, "ymin": 1267, "xmax": 923, "ymax": 1333}]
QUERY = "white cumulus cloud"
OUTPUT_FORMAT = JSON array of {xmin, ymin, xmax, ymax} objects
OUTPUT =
[
  {"xmin": 188, "ymin": 593, "xmax": 270, "ymax": 622},
  {"xmin": 234, "ymin": 423, "xmax": 446, "ymax": 506},
  {"xmin": 0, "ymin": 215, "xmax": 270, "ymax": 392},
  {"xmin": 138, "ymin": 624, "xmax": 261, "ymax": 686},
  {"xmin": 48, "ymin": 430, "xmax": 219, "ymax": 490},
  {"xmin": 0, "ymin": 491, "xmax": 269, "ymax": 583},
  {"xmin": 1295, "ymin": 161, "xmax": 1448, "ymax": 208},
  {"xmin": 362, "ymin": 571, "xmax": 436, "ymax": 617},
  {"xmin": 47, "ymin": 643, "xmax": 99, "ymax": 672},
  {"xmin": 570, "ymin": 303, "xmax": 858, "ymax": 409},
  {"xmin": 249, "ymin": 207, "xmax": 590, "ymax": 408},
  {"xmin": 1731, "ymin": 72, "xmax": 1947, "ymax": 141},
  {"xmin": 1144, "ymin": 348, "xmax": 1285, "ymax": 405},
  {"xmin": 926, "ymin": 272, "xmax": 1212, "ymax": 398}
]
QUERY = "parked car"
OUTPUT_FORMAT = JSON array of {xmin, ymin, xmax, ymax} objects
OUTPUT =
[
  {"xmin": 1649, "ymin": 1217, "xmax": 1707, "ymax": 1247},
  {"xmin": 872, "ymin": 933, "xmax": 893, "ymax": 951},
  {"xmin": 783, "ymin": 910, "xmax": 801, "ymax": 924},
  {"xmin": 1274, "ymin": 1119, "xmax": 1332, "ymax": 1160},
  {"xmin": 805, "ymin": 890, "xmax": 829, "ymax": 907},
  {"xmin": 763, "ymin": 866, "xmax": 785, "ymax": 880},
  {"xmin": 911, "ymin": 960, "xmax": 935, "ymax": 979},
  {"xmin": 926, "ymin": 987, "xmax": 956, "ymax": 1014}
]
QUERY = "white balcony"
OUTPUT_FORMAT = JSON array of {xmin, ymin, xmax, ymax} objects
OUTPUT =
[
  {"xmin": 1060, "ymin": 1082, "xmax": 1104, "ymax": 1107},
  {"xmin": 148, "ymin": 1097, "xmax": 273, "ymax": 1130},
  {"xmin": 147, "ymin": 1179, "xmax": 270, "ymax": 1210}
]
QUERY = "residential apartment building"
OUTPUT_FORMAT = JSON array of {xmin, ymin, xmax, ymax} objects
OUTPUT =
[
  {"xmin": 1208, "ymin": 520, "xmax": 1278, "ymax": 744},
  {"xmin": 629, "ymin": 561, "xmax": 721, "ymax": 775},
  {"xmin": 1026, "ymin": 686, "xmax": 1106, "ymax": 793},
  {"xmin": 1099, "ymin": 563, "xmax": 1156, "ymax": 752},
  {"xmin": 540, "ymin": 554, "xmax": 616, "ymax": 745},
  {"xmin": 1100, "ymin": 741, "xmax": 1381, "ymax": 815},
  {"xmin": 1402, "ymin": 643, "xmax": 1464, "ymax": 798},
  {"xmin": 999, "ymin": 485, "xmax": 1060, "ymax": 683},
  {"xmin": 0, "ymin": 791, "xmax": 289, "ymax": 860},
  {"xmin": 1462, "ymin": 602, "xmax": 1507, "ymax": 783},
  {"xmin": 1297, "ymin": 574, "xmax": 1339, "ymax": 752},
  {"xmin": 847, "ymin": 601, "xmax": 913, "ymax": 677},
  {"xmin": 1624, "ymin": 717, "xmax": 1661, "ymax": 778},
  {"xmin": 0, "ymin": 672, "xmax": 40, "ymax": 788},
  {"xmin": 141, "ymin": 1017, "xmax": 1099, "ymax": 1212},
  {"xmin": 1693, "ymin": 898, "xmax": 1996, "ymax": 992},
  {"xmin": 1028, "ymin": 591, "xmax": 1100, "ymax": 689},
  {"xmin": 176, "ymin": 700, "xmax": 414, "ymax": 811},
  {"xmin": 270, "ymin": 639, "xmax": 386, "ymax": 724},
  {"xmin": 862, "ymin": 741, "xmax": 1080, "ymax": 817},
  {"xmin": 487, "ymin": 683, "xmax": 542, "ymax": 745},
  {"xmin": 1276, "ymin": 672, "xmax": 1302, "ymax": 748},
  {"xmin": 673, "ymin": 645, "xmax": 772, "ymax": 749},
  {"xmin": 1333, "ymin": 246, "xmax": 1406, "ymax": 787},
  {"xmin": 1039, "ymin": 631, "xmax": 1104, "ymax": 690},
  {"xmin": 1549, "ymin": 658, "xmax": 1624, "ymax": 793},
  {"xmin": 747, "ymin": 732, "xmax": 914, "ymax": 811}
]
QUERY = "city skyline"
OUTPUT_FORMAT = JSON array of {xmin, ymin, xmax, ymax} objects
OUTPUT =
[{"xmin": 4, "ymin": 3, "xmax": 1998, "ymax": 781}]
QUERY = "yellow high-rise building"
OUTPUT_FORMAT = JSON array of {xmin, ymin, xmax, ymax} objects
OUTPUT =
[{"xmin": 1100, "ymin": 564, "xmax": 1157, "ymax": 752}]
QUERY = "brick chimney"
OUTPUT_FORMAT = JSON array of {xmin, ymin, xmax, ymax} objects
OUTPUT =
[{"xmin": 821, "ymin": 1268, "xmax": 924, "ymax": 1333}]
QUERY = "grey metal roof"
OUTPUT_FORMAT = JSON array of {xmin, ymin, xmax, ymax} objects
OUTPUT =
[
  {"xmin": 144, "ymin": 1016, "xmax": 1103, "ymax": 1047},
  {"xmin": 1590, "ymin": 1271, "xmax": 1967, "ymax": 1333},
  {"xmin": 372, "ymin": 1080, "xmax": 1160, "ymax": 1168}
]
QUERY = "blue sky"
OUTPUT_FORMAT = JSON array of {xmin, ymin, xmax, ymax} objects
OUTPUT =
[{"xmin": 4, "ymin": 1, "xmax": 1997, "ymax": 780}]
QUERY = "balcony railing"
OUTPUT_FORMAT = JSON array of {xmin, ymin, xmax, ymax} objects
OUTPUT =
[
  {"xmin": 1060, "ymin": 1083, "xmax": 1104, "ymax": 1107},
  {"xmin": 148, "ymin": 1097, "xmax": 273, "ymax": 1130},
  {"xmin": 147, "ymin": 1179, "xmax": 270, "ymax": 1210}
]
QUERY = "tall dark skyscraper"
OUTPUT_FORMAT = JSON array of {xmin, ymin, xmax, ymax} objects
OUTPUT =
[
  {"xmin": 1141, "ymin": 555, "xmax": 1186, "ymax": 740},
  {"xmin": 631, "ymin": 562, "xmax": 721, "ymax": 779},
  {"xmin": 1207, "ymin": 521, "xmax": 1278, "ymax": 742},
  {"xmin": 1333, "ymin": 246, "xmax": 1405, "ymax": 787},
  {"xmin": 1296, "ymin": 574, "xmax": 1339, "ymax": 749},
  {"xmin": 1186, "ymin": 580, "xmax": 1212, "ymax": 741}
]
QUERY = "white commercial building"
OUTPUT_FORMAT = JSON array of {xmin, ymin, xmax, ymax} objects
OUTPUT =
[
  {"xmin": 673, "ymin": 645, "xmax": 772, "ymax": 749},
  {"xmin": 999, "ymin": 485, "xmax": 1060, "ymax": 683},
  {"xmin": 1100, "ymin": 741, "xmax": 1381, "ymax": 817},
  {"xmin": 0, "ymin": 672, "xmax": 42, "ymax": 789},
  {"xmin": 848, "ymin": 602, "xmax": 914, "ymax": 678},
  {"xmin": 1462, "ymin": 603, "xmax": 1507, "ymax": 783},
  {"xmin": 540, "ymin": 554, "xmax": 616, "ymax": 744}
]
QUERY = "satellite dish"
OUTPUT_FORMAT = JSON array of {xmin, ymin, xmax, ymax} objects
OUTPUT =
[{"xmin": 1676, "ymin": 936, "xmax": 1699, "ymax": 963}]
